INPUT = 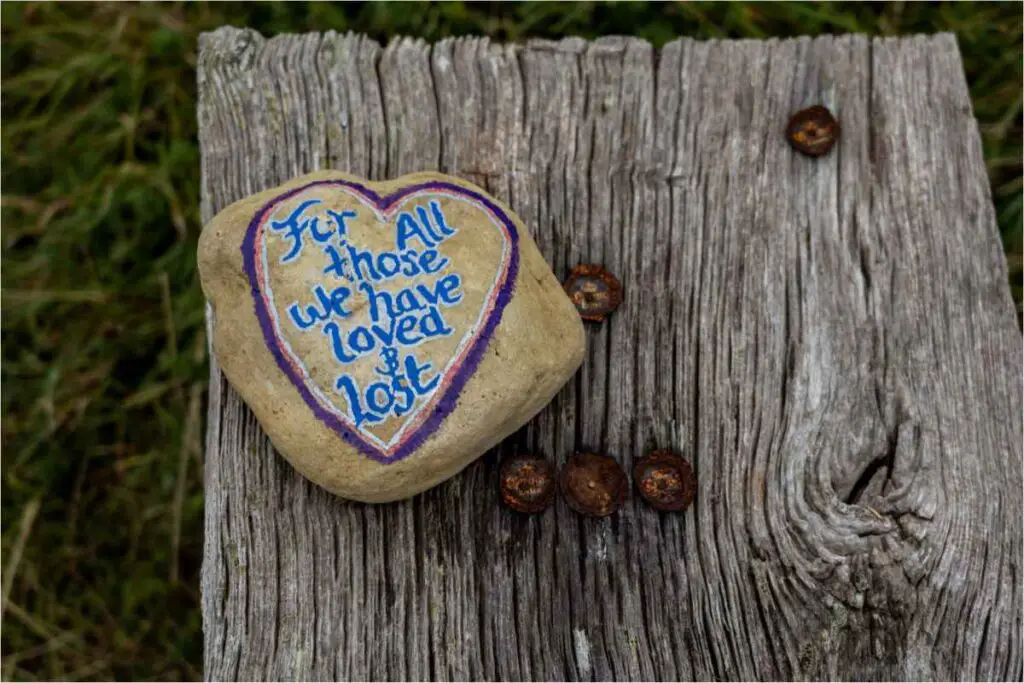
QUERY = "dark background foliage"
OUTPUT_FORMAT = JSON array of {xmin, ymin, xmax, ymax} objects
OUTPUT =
[{"xmin": 2, "ymin": 2, "xmax": 1020, "ymax": 679}]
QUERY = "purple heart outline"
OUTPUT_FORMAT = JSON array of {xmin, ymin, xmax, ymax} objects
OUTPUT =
[{"xmin": 241, "ymin": 178, "xmax": 520, "ymax": 465}]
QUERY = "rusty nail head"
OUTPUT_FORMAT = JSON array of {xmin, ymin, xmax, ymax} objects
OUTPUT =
[
  {"xmin": 633, "ymin": 449, "xmax": 695, "ymax": 512},
  {"xmin": 786, "ymin": 105, "xmax": 840, "ymax": 157},
  {"xmin": 560, "ymin": 452, "xmax": 628, "ymax": 517},
  {"xmin": 500, "ymin": 454, "xmax": 556, "ymax": 513},
  {"xmin": 563, "ymin": 265, "xmax": 623, "ymax": 322}
]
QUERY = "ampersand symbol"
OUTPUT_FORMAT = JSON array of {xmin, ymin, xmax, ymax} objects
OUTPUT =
[
  {"xmin": 372, "ymin": 347, "xmax": 414, "ymax": 417},
  {"xmin": 374, "ymin": 347, "xmax": 401, "ymax": 377}
]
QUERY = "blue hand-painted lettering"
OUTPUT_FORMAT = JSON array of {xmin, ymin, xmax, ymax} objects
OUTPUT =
[
  {"xmin": 322, "ymin": 244, "xmax": 354, "ymax": 281},
  {"xmin": 269, "ymin": 198, "xmax": 321, "ymax": 263},
  {"xmin": 274, "ymin": 197, "xmax": 469, "ymax": 429},
  {"xmin": 326, "ymin": 209, "xmax": 357, "ymax": 236},
  {"xmin": 287, "ymin": 284, "xmax": 352, "ymax": 330},
  {"xmin": 429, "ymin": 199, "xmax": 458, "ymax": 237},
  {"xmin": 419, "ymin": 249, "xmax": 449, "ymax": 275},
  {"xmin": 308, "ymin": 216, "xmax": 334, "ymax": 243},
  {"xmin": 322, "ymin": 301, "xmax": 454, "ymax": 364}
]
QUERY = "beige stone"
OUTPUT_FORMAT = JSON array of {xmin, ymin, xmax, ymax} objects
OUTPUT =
[{"xmin": 198, "ymin": 170, "xmax": 585, "ymax": 502}]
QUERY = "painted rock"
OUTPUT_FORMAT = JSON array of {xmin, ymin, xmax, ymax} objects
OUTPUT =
[{"xmin": 198, "ymin": 170, "xmax": 585, "ymax": 502}]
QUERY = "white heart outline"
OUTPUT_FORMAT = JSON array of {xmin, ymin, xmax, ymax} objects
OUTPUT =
[{"xmin": 251, "ymin": 182, "xmax": 515, "ymax": 459}]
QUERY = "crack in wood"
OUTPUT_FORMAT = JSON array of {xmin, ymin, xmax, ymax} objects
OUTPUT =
[{"xmin": 843, "ymin": 432, "xmax": 897, "ymax": 506}]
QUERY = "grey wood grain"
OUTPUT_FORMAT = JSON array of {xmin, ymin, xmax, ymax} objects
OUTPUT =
[{"xmin": 197, "ymin": 29, "xmax": 1023, "ymax": 681}]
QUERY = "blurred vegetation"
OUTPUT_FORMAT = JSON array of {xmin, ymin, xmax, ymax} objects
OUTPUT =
[{"xmin": 1, "ymin": 2, "xmax": 1020, "ymax": 680}]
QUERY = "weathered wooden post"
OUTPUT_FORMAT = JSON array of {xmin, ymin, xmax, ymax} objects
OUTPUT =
[{"xmin": 197, "ymin": 29, "xmax": 1022, "ymax": 681}]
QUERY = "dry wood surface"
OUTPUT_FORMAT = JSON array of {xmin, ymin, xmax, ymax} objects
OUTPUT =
[{"xmin": 198, "ymin": 28, "xmax": 1023, "ymax": 681}]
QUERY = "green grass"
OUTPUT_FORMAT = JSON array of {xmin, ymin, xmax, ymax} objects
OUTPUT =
[{"xmin": 2, "ymin": 2, "xmax": 1020, "ymax": 680}]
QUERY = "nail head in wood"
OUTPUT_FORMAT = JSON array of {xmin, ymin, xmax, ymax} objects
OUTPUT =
[
  {"xmin": 633, "ymin": 449, "xmax": 695, "ymax": 512},
  {"xmin": 560, "ymin": 452, "xmax": 628, "ymax": 517},
  {"xmin": 786, "ymin": 105, "xmax": 840, "ymax": 157},
  {"xmin": 499, "ymin": 454, "xmax": 556, "ymax": 513},
  {"xmin": 563, "ymin": 264, "xmax": 623, "ymax": 322}
]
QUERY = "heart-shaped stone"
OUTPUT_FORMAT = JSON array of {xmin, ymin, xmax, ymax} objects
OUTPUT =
[
  {"xmin": 247, "ymin": 175, "xmax": 518, "ymax": 462},
  {"xmin": 199, "ymin": 171, "xmax": 585, "ymax": 502}
]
